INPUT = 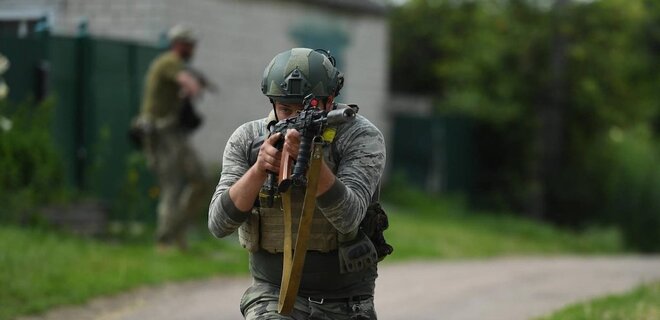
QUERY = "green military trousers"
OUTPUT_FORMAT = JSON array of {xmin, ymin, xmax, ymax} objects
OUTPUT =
[
  {"xmin": 240, "ymin": 280, "xmax": 377, "ymax": 320},
  {"xmin": 144, "ymin": 128, "xmax": 206, "ymax": 246}
]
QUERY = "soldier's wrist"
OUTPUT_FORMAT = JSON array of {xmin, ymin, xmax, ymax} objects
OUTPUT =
[
  {"xmin": 221, "ymin": 191, "xmax": 251, "ymax": 222},
  {"xmin": 249, "ymin": 164, "xmax": 269, "ymax": 182}
]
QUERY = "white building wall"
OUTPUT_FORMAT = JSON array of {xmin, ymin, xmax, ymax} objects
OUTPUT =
[{"xmin": 0, "ymin": 0, "xmax": 389, "ymax": 172}]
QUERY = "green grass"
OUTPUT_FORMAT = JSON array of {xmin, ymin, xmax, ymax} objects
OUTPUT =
[
  {"xmin": 383, "ymin": 198, "xmax": 622, "ymax": 261},
  {"xmin": 538, "ymin": 282, "xmax": 660, "ymax": 320},
  {"xmin": 0, "ymin": 193, "xmax": 624, "ymax": 319},
  {"xmin": 0, "ymin": 225, "xmax": 248, "ymax": 320}
]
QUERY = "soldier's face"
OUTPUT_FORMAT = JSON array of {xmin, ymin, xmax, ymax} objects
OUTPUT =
[
  {"xmin": 274, "ymin": 102, "xmax": 303, "ymax": 120},
  {"xmin": 181, "ymin": 43, "xmax": 196, "ymax": 61},
  {"xmin": 173, "ymin": 41, "xmax": 196, "ymax": 61},
  {"xmin": 274, "ymin": 99, "xmax": 332, "ymax": 120}
]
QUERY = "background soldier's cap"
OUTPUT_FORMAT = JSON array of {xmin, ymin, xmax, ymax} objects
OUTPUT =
[{"xmin": 167, "ymin": 24, "xmax": 197, "ymax": 44}]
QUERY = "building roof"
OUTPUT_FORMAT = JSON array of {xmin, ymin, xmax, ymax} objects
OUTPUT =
[{"xmin": 286, "ymin": 0, "xmax": 388, "ymax": 15}]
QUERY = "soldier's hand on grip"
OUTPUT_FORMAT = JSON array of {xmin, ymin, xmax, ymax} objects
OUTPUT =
[
  {"xmin": 257, "ymin": 132, "xmax": 283, "ymax": 174},
  {"xmin": 284, "ymin": 129, "xmax": 301, "ymax": 160}
]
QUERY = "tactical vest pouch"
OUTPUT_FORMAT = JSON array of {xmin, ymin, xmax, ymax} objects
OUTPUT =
[
  {"xmin": 338, "ymin": 230, "xmax": 378, "ymax": 274},
  {"xmin": 360, "ymin": 202, "xmax": 393, "ymax": 261},
  {"xmin": 238, "ymin": 207, "xmax": 260, "ymax": 253},
  {"xmin": 258, "ymin": 190, "xmax": 338, "ymax": 254}
]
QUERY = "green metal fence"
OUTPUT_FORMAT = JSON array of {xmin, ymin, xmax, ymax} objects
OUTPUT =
[
  {"xmin": 1, "ymin": 32, "xmax": 162, "ymax": 220},
  {"xmin": 390, "ymin": 114, "xmax": 476, "ymax": 195}
]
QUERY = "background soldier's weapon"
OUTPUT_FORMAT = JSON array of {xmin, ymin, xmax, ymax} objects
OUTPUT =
[
  {"xmin": 186, "ymin": 66, "xmax": 218, "ymax": 93},
  {"xmin": 178, "ymin": 66, "xmax": 218, "ymax": 132},
  {"xmin": 264, "ymin": 94, "xmax": 356, "ymax": 315}
]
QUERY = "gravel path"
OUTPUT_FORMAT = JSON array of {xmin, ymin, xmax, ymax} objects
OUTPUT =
[{"xmin": 18, "ymin": 256, "xmax": 660, "ymax": 320}]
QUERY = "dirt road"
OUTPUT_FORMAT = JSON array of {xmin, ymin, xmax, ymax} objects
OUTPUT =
[{"xmin": 18, "ymin": 256, "xmax": 660, "ymax": 320}]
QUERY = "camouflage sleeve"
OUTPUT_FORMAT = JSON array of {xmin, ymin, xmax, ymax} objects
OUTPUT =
[
  {"xmin": 317, "ymin": 115, "xmax": 386, "ymax": 234},
  {"xmin": 208, "ymin": 120, "xmax": 263, "ymax": 238}
]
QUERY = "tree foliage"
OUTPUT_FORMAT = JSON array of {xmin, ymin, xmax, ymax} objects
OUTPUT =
[{"xmin": 390, "ymin": 0, "xmax": 660, "ymax": 250}]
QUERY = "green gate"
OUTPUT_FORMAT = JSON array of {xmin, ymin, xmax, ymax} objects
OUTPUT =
[{"xmin": 390, "ymin": 114, "xmax": 476, "ymax": 195}]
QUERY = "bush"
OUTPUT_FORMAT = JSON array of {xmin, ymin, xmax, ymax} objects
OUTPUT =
[
  {"xmin": 589, "ymin": 126, "xmax": 660, "ymax": 252},
  {"xmin": 0, "ymin": 99, "xmax": 67, "ymax": 222}
]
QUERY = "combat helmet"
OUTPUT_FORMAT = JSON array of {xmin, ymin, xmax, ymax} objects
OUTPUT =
[{"xmin": 261, "ymin": 48, "xmax": 344, "ymax": 105}]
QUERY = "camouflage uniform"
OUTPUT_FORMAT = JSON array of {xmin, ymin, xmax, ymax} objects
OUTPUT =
[
  {"xmin": 208, "ymin": 111, "xmax": 386, "ymax": 319},
  {"xmin": 240, "ymin": 280, "xmax": 376, "ymax": 320},
  {"xmin": 139, "ymin": 51, "xmax": 206, "ymax": 246}
]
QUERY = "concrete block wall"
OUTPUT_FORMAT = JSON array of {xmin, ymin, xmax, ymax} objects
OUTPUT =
[{"xmin": 0, "ymin": 0, "xmax": 390, "ymax": 172}]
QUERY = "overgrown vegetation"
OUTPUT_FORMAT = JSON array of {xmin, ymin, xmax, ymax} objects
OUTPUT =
[
  {"xmin": 0, "ymin": 99, "xmax": 70, "ymax": 223},
  {"xmin": 0, "ymin": 98, "xmax": 160, "ymax": 239},
  {"xmin": 584, "ymin": 127, "xmax": 660, "ymax": 252},
  {"xmin": 538, "ymin": 281, "xmax": 660, "ymax": 320}
]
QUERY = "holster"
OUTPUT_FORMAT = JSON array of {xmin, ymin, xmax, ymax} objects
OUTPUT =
[
  {"xmin": 338, "ymin": 230, "xmax": 378, "ymax": 274},
  {"xmin": 128, "ymin": 116, "xmax": 154, "ymax": 149}
]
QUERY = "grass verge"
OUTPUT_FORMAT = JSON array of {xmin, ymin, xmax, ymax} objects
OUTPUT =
[
  {"xmin": 0, "ymin": 225, "xmax": 247, "ymax": 319},
  {"xmin": 383, "ymin": 198, "xmax": 622, "ymax": 261},
  {"xmin": 538, "ymin": 282, "xmax": 660, "ymax": 320}
]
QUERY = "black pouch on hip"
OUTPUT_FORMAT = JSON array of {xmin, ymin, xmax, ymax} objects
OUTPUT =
[
  {"xmin": 361, "ymin": 202, "xmax": 393, "ymax": 261},
  {"xmin": 338, "ymin": 230, "xmax": 379, "ymax": 274}
]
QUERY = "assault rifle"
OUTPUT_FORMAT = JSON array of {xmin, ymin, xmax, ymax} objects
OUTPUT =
[{"xmin": 263, "ymin": 94, "xmax": 357, "ymax": 207}]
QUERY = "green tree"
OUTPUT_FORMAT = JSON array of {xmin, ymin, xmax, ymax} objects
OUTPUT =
[{"xmin": 391, "ymin": 0, "xmax": 660, "ymax": 250}]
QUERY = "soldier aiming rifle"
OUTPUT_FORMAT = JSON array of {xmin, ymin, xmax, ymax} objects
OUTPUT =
[{"xmin": 209, "ymin": 48, "xmax": 392, "ymax": 319}]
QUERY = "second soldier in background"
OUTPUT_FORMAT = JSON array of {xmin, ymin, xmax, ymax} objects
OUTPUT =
[{"xmin": 135, "ymin": 25, "xmax": 209, "ymax": 251}]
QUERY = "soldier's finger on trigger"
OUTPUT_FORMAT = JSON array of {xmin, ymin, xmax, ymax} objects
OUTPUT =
[
  {"xmin": 266, "ymin": 132, "xmax": 283, "ymax": 146},
  {"xmin": 286, "ymin": 129, "xmax": 300, "ymax": 141}
]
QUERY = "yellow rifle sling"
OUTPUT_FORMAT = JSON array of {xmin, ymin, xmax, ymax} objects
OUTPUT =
[{"xmin": 278, "ymin": 139, "xmax": 324, "ymax": 315}]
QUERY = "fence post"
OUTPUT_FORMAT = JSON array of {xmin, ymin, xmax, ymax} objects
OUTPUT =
[
  {"xmin": 73, "ymin": 18, "xmax": 91, "ymax": 189},
  {"xmin": 34, "ymin": 15, "xmax": 51, "ymax": 102}
]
